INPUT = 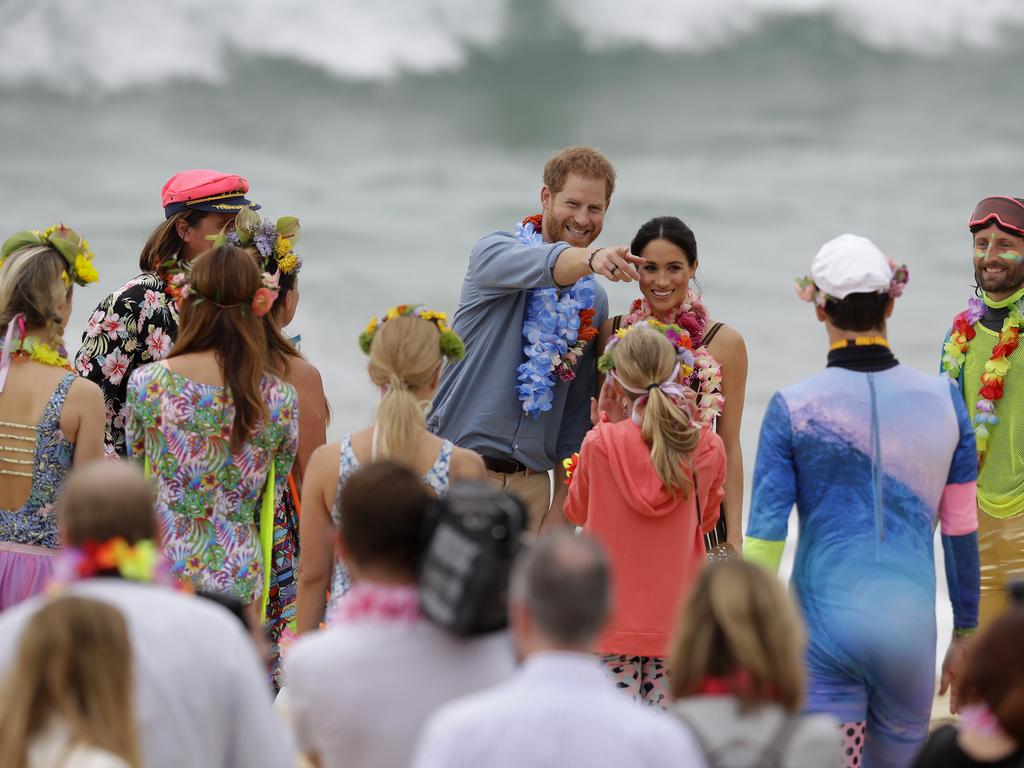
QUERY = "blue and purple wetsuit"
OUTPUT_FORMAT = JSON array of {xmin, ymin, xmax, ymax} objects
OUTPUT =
[{"xmin": 747, "ymin": 346, "xmax": 979, "ymax": 768}]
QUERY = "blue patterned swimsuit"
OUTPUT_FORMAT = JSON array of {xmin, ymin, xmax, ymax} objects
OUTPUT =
[
  {"xmin": 326, "ymin": 433, "xmax": 453, "ymax": 615},
  {"xmin": 0, "ymin": 373, "xmax": 77, "ymax": 609}
]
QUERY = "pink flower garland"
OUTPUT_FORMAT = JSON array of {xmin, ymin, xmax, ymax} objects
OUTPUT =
[
  {"xmin": 625, "ymin": 290, "xmax": 708, "ymax": 347},
  {"xmin": 622, "ymin": 291, "xmax": 724, "ymax": 424},
  {"xmin": 329, "ymin": 582, "xmax": 420, "ymax": 624}
]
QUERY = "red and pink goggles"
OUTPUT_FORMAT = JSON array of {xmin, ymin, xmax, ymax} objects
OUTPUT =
[{"xmin": 969, "ymin": 196, "xmax": 1024, "ymax": 237}]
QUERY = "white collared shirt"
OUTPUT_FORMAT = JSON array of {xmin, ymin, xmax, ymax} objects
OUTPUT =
[
  {"xmin": 286, "ymin": 614, "xmax": 515, "ymax": 768},
  {"xmin": 0, "ymin": 580, "xmax": 295, "ymax": 768},
  {"xmin": 412, "ymin": 651, "xmax": 706, "ymax": 768}
]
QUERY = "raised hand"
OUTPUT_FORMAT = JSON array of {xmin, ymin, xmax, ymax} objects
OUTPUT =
[{"xmin": 590, "ymin": 246, "xmax": 645, "ymax": 282}]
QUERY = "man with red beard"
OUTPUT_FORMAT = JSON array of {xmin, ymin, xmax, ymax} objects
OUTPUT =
[
  {"xmin": 942, "ymin": 196, "xmax": 1024, "ymax": 632},
  {"xmin": 429, "ymin": 147, "xmax": 643, "ymax": 532}
]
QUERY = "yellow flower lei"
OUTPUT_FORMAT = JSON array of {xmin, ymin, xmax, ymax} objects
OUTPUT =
[{"xmin": 4, "ymin": 335, "xmax": 72, "ymax": 369}]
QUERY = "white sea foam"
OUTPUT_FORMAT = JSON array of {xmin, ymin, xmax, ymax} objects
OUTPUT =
[
  {"xmin": 557, "ymin": 0, "xmax": 1024, "ymax": 53},
  {"xmin": 1, "ymin": 0, "xmax": 1023, "ymax": 92}
]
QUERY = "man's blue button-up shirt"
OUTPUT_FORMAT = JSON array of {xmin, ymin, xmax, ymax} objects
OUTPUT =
[{"xmin": 429, "ymin": 230, "xmax": 608, "ymax": 472}]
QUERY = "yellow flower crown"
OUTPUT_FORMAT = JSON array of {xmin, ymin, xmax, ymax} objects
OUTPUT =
[
  {"xmin": 0, "ymin": 224, "xmax": 99, "ymax": 287},
  {"xmin": 359, "ymin": 304, "xmax": 465, "ymax": 361}
]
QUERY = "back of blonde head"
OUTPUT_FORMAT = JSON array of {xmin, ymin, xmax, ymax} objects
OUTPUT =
[
  {"xmin": 0, "ymin": 244, "xmax": 69, "ymax": 349},
  {"xmin": 0, "ymin": 595, "xmax": 141, "ymax": 768},
  {"xmin": 613, "ymin": 326, "xmax": 700, "ymax": 495},
  {"xmin": 670, "ymin": 558, "xmax": 805, "ymax": 712},
  {"xmin": 368, "ymin": 315, "xmax": 443, "ymax": 463}
]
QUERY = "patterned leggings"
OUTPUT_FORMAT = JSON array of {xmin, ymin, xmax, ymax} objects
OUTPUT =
[
  {"xmin": 600, "ymin": 654, "xmax": 670, "ymax": 709},
  {"xmin": 841, "ymin": 721, "xmax": 866, "ymax": 768}
]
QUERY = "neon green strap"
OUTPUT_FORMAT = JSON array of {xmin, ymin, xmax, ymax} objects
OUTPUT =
[
  {"xmin": 743, "ymin": 537, "xmax": 785, "ymax": 572},
  {"xmin": 258, "ymin": 463, "xmax": 275, "ymax": 624},
  {"xmin": 983, "ymin": 286, "xmax": 1024, "ymax": 310}
]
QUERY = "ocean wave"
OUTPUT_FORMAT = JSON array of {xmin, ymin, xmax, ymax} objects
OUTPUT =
[{"xmin": 2, "ymin": 0, "xmax": 1023, "ymax": 93}]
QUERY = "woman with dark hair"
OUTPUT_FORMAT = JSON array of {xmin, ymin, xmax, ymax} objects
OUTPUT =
[
  {"xmin": 212, "ymin": 207, "xmax": 328, "ymax": 685},
  {"xmin": 599, "ymin": 216, "xmax": 747, "ymax": 555},
  {"xmin": 124, "ymin": 244, "xmax": 297, "ymax": 612},
  {"xmin": 75, "ymin": 170, "xmax": 259, "ymax": 457},
  {"xmin": 912, "ymin": 607, "xmax": 1024, "ymax": 766}
]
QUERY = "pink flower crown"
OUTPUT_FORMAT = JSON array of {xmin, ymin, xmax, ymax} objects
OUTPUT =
[{"xmin": 794, "ymin": 259, "xmax": 909, "ymax": 306}]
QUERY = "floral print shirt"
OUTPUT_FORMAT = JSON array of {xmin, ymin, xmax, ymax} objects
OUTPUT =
[
  {"xmin": 125, "ymin": 364, "xmax": 298, "ymax": 605},
  {"xmin": 75, "ymin": 273, "xmax": 178, "ymax": 457}
]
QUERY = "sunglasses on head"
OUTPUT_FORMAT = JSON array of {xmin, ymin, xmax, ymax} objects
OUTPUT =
[{"xmin": 969, "ymin": 196, "xmax": 1024, "ymax": 238}]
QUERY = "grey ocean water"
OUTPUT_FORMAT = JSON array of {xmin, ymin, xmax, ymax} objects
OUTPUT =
[{"xmin": 4, "ymin": 0, "xmax": 1024, "ymax": 664}]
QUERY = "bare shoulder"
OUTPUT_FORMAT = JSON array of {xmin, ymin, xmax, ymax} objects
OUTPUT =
[
  {"xmin": 288, "ymin": 356, "xmax": 325, "ymax": 391},
  {"xmin": 307, "ymin": 441, "xmax": 341, "ymax": 483},
  {"xmin": 66, "ymin": 375, "xmax": 104, "ymax": 408},
  {"xmin": 450, "ymin": 445, "xmax": 486, "ymax": 481},
  {"xmin": 706, "ymin": 321, "xmax": 747, "ymax": 364}
]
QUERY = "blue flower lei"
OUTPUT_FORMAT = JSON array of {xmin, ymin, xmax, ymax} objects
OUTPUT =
[{"xmin": 514, "ymin": 220, "xmax": 596, "ymax": 418}]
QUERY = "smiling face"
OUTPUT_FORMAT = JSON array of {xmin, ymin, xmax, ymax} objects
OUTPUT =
[
  {"xmin": 540, "ymin": 173, "xmax": 608, "ymax": 248},
  {"xmin": 639, "ymin": 238, "xmax": 695, "ymax": 316},
  {"xmin": 972, "ymin": 224, "xmax": 1024, "ymax": 300}
]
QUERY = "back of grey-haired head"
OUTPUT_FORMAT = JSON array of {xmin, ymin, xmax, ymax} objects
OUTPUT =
[{"xmin": 510, "ymin": 533, "xmax": 610, "ymax": 647}]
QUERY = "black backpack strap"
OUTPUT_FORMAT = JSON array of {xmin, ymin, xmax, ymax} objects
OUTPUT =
[{"xmin": 702, "ymin": 321, "xmax": 725, "ymax": 347}]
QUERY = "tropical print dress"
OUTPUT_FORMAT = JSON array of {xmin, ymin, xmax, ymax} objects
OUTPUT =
[
  {"xmin": 125, "ymin": 364, "xmax": 298, "ymax": 605},
  {"xmin": 75, "ymin": 273, "xmax": 178, "ymax": 457}
]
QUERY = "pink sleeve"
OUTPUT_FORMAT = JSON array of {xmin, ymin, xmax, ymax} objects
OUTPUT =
[
  {"xmin": 564, "ymin": 432, "xmax": 596, "ymax": 526},
  {"xmin": 939, "ymin": 481, "xmax": 978, "ymax": 535}
]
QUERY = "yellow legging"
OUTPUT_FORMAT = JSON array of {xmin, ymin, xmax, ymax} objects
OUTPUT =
[{"xmin": 978, "ymin": 510, "xmax": 1024, "ymax": 630}]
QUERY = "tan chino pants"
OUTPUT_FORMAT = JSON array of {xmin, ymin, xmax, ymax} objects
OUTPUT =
[
  {"xmin": 485, "ymin": 469, "xmax": 552, "ymax": 534},
  {"xmin": 977, "ymin": 510, "xmax": 1024, "ymax": 630}
]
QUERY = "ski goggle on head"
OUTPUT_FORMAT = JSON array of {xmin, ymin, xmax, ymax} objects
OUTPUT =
[{"xmin": 969, "ymin": 196, "xmax": 1024, "ymax": 238}]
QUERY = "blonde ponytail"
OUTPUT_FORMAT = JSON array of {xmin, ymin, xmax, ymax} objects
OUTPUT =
[
  {"xmin": 641, "ymin": 386, "xmax": 700, "ymax": 496},
  {"xmin": 367, "ymin": 316, "xmax": 443, "ymax": 463},
  {"xmin": 373, "ymin": 374, "xmax": 427, "ymax": 462},
  {"xmin": 613, "ymin": 326, "xmax": 701, "ymax": 496}
]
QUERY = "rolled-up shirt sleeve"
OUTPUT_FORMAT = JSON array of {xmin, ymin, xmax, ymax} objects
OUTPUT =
[{"xmin": 469, "ymin": 233, "xmax": 570, "ymax": 292}]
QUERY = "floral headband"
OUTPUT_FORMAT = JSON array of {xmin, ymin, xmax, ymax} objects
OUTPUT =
[
  {"xmin": 184, "ymin": 269, "xmax": 281, "ymax": 318},
  {"xmin": 189, "ymin": 207, "xmax": 301, "ymax": 317},
  {"xmin": 794, "ymin": 260, "xmax": 909, "ymax": 307},
  {"xmin": 598, "ymin": 319, "xmax": 696, "ymax": 379},
  {"xmin": 0, "ymin": 224, "xmax": 99, "ymax": 287},
  {"xmin": 360, "ymin": 304, "xmax": 465, "ymax": 361},
  {"xmin": 218, "ymin": 206, "xmax": 302, "ymax": 277}
]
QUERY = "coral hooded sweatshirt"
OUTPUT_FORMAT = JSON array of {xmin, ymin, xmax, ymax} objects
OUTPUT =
[{"xmin": 565, "ymin": 419, "xmax": 726, "ymax": 657}]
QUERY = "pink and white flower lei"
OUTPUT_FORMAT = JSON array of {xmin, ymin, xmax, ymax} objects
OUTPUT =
[
  {"xmin": 625, "ymin": 289, "xmax": 708, "ymax": 346},
  {"xmin": 330, "ymin": 582, "xmax": 420, "ymax": 625},
  {"xmin": 622, "ymin": 290, "xmax": 724, "ymax": 424}
]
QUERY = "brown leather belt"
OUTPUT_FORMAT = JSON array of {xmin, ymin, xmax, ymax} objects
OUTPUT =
[{"xmin": 482, "ymin": 455, "xmax": 529, "ymax": 474}]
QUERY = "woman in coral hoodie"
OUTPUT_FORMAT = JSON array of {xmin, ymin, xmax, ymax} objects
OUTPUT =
[{"xmin": 565, "ymin": 321, "xmax": 726, "ymax": 709}]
